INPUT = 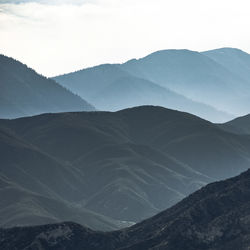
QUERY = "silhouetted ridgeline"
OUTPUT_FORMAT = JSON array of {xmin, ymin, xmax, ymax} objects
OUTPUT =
[{"xmin": 0, "ymin": 54, "xmax": 94, "ymax": 119}]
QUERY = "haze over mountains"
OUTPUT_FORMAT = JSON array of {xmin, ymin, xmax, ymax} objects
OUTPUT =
[
  {"xmin": 54, "ymin": 47, "xmax": 250, "ymax": 122},
  {"xmin": 1, "ymin": 106, "xmax": 250, "ymax": 230},
  {"xmin": 2, "ymin": 168, "xmax": 250, "ymax": 250},
  {"xmin": 1, "ymin": 47, "xmax": 250, "ymax": 249},
  {"xmin": 54, "ymin": 64, "xmax": 231, "ymax": 122},
  {"xmin": 2, "ymin": 47, "xmax": 250, "ymax": 122},
  {"xmin": 0, "ymin": 55, "xmax": 94, "ymax": 119}
]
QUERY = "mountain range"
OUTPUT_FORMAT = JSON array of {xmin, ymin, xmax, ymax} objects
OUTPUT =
[
  {"xmin": 2, "ymin": 48, "xmax": 250, "ymax": 122},
  {"xmin": 1, "ymin": 47, "xmax": 250, "ymax": 249},
  {"xmin": 0, "ymin": 55, "xmax": 94, "ymax": 119},
  {"xmin": 1, "ymin": 106, "xmax": 250, "ymax": 229},
  {"xmin": 54, "ymin": 47, "xmax": 250, "ymax": 122},
  {"xmin": 2, "ymin": 166, "xmax": 250, "ymax": 250}
]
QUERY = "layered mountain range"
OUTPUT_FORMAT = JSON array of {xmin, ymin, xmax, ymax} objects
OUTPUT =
[
  {"xmin": 1, "ymin": 106, "xmax": 250, "ymax": 230},
  {"xmin": 54, "ymin": 47, "xmax": 250, "ymax": 122},
  {"xmin": 2, "ymin": 48, "xmax": 250, "ymax": 122},
  {"xmin": 1, "ymin": 47, "xmax": 250, "ymax": 249}
]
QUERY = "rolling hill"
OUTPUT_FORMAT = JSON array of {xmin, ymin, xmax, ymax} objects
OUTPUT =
[
  {"xmin": 0, "ymin": 55, "xmax": 94, "ymax": 119},
  {"xmin": 1, "ymin": 106, "xmax": 250, "ymax": 225},
  {"xmin": 0, "ymin": 126, "xmax": 122, "ymax": 230},
  {"xmin": 2, "ymin": 168, "xmax": 250, "ymax": 250}
]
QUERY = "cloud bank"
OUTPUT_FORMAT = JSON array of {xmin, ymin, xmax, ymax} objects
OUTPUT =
[
  {"xmin": 0, "ymin": 0, "xmax": 91, "ymax": 4},
  {"xmin": 0, "ymin": 0, "xmax": 250, "ymax": 76}
]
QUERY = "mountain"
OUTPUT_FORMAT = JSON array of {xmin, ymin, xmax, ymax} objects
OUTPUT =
[
  {"xmin": 54, "ymin": 63, "xmax": 232, "ymax": 123},
  {"xmin": 1, "ymin": 106, "xmax": 250, "ymax": 225},
  {"xmin": 54, "ymin": 48, "xmax": 250, "ymax": 119},
  {"xmin": 203, "ymin": 48, "xmax": 250, "ymax": 83},
  {"xmin": 121, "ymin": 49, "xmax": 250, "ymax": 116},
  {"xmin": 0, "ymin": 126, "xmax": 122, "ymax": 231},
  {"xmin": 202, "ymin": 48, "xmax": 250, "ymax": 116},
  {"xmin": 0, "ymin": 175, "xmax": 121, "ymax": 231},
  {"xmin": 218, "ymin": 114, "xmax": 250, "ymax": 135},
  {"xmin": 0, "ymin": 55, "xmax": 94, "ymax": 119},
  {"xmin": 54, "ymin": 64, "xmax": 128, "ymax": 99},
  {"xmin": 2, "ymin": 168, "xmax": 250, "ymax": 250},
  {"xmin": 91, "ymin": 75, "xmax": 232, "ymax": 122}
]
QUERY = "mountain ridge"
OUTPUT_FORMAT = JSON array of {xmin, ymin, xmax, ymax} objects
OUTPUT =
[
  {"xmin": 0, "ymin": 54, "xmax": 95, "ymax": 119},
  {"xmin": 1, "ymin": 106, "xmax": 250, "ymax": 227}
]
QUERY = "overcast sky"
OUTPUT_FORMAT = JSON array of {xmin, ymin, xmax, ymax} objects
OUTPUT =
[{"xmin": 0, "ymin": 0, "xmax": 250, "ymax": 76}]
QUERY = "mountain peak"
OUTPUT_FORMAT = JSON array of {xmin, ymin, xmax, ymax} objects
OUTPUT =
[
  {"xmin": 140, "ymin": 49, "xmax": 199, "ymax": 60},
  {"xmin": 203, "ymin": 47, "xmax": 250, "ymax": 57},
  {"xmin": 204, "ymin": 47, "xmax": 248, "ymax": 54}
]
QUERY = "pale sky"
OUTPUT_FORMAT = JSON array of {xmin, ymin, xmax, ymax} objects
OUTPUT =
[{"xmin": 0, "ymin": 0, "xmax": 250, "ymax": 76}]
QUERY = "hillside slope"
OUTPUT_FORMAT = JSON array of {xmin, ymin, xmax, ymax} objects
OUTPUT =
[
  {"xmin": 0, "ymin": 126, "xmax": 122, "ymax": 230},
  {"xmin": 0, "ymin": 55, "xmax": 94, "ymax": 119},
  {"xmin": 219, "ymin": 114, "xmax": 250, "ymax": 135},
  {"xmin": 2, "ymin": 168, "xmax": 250, "ymax": 249},
  {"xmin": 203, "ymin": 48, "xmax": 250, "ymax": 82}
]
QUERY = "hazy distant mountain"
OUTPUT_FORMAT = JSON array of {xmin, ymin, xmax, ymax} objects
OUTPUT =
[
  {"xmin": 54, "ymin": 48, "xmax": 250, "ymax": 120},
  {"xmin": 54, "ymin": 64, "xmax": 129, "ymax": 99},
  {"xmin": 202, "ymin": 48, "xmax": 250, "ymax": 115},
  {"xmin": 92, "ymin": 75, "xmax": 232, "ymax": 122},
  {"xmin": 0, "ymin": 55, "xmax": 94, "ymax": 119},
  {"xmin": 203, "ymin": 48, "xmax": 250, "ymax": 82},
  {"xmin": 1, "ymin": 106, "xmax": 250, "ymax": 225},
  {"xmin": 121, "ymin": 49, "xmax": 250, "ymax": 115},
  {"xmin": 54, "ymin": 63, "xmax": 233, "ymax": 123},
  {"xmin": 3, "ymin": 168, "xmax": 250, "ymax": 250}
]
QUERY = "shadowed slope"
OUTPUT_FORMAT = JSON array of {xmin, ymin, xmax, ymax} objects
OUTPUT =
[
  {"xmin": 0, "ymin": 127, "xmax": 122, "ymax": 230},
  {"xmin": 2, "ymin": 169, "xmax": 250, "ymax": 249}
]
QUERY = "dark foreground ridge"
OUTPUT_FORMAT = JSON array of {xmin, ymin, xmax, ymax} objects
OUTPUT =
[{"xmin": 1, "ymin": 168, "xmax": 250, "ymax": 250}]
